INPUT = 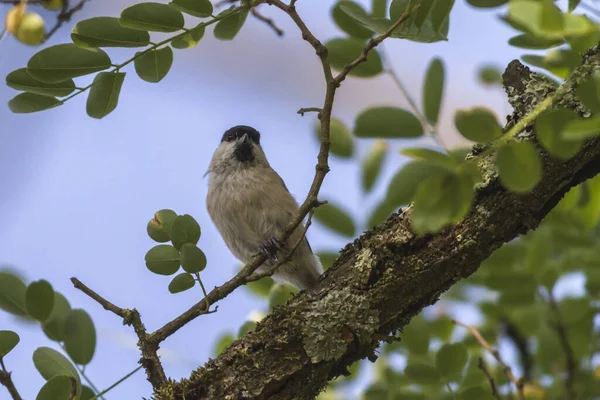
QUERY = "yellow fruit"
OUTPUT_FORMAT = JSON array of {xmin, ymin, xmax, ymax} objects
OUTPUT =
[
  {"xmin": 42, "ymin": 0, "xmax": 64, "ymax": 11},
  {"xmin": 15, "ymin": 12, "xmax": 45, "ymax": 46},
  {"xmin": 4, "ymin": 3, "xmax": 26, "ymax": 34}
]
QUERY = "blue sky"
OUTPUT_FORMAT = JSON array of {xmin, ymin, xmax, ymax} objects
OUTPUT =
[{"xmin": 0, "ymin": 0, "xmax": 542, "ymax": 398}]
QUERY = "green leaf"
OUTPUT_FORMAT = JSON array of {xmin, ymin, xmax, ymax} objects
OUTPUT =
[
  {"xmin": 86, "ymin": 72, "xmax": 126, "ymax": 119},
  {"xmin": 455, "ymin": 107, "xmax": 503, "ymax": 143},
  {"xmin": 400, "ymin": 147, "xmax": 455, "ymax": 168},
  {"xmin": 466, "ymin": 0, "xmax": 508, "ymax": 7},
  {"xmin": 80, "ymin": 385, "xmax": 95, "ymax": 400},
  {"xmin": 332, "ymin": 1, "xmax": 373, "ymax": 39},
  {"xmin": 33, "ymin": 347, "xmax": 80, "ymax": 388},
  {"xmin": 569, "ymin": 0, "xmax": 581, "ymax": 12},
  {"xmin": 523, "ymin": 49, "xmax": 579, "ymax": 79},
  {"xmin": 71, "ymin": 17, "xmax": 151, "ymax": 48},
  {"xmin": 327, "ymin": 37, "xmax": 383, "ymax": 78},
  {"xmin": 430, "ymin": 0, "xmax": 454, "ymax": 34},
  {"xmin": 497, "ymin": 141, "xmax": 542, "ymax": 193},
  {"xmin": 171, "ymin": 24, "xmax": 205, "ymax": 49},
  {"xmin": 213, "ymin": 10, "xmax": 248, "ymax": 40},
  {"xmin": 170, "ymin": 214, "xmax": 201, "ymax": 249},
  {"xmin": 413, "ymin": 0, "xmax": 435, "ymax": 29},
  {"xmin": 404, "ymin": 363, "xmax": 441, "ymax": 385},
  {"xmin": 411, "ymin": 171, "xmax": 474, "ymax": 234},
  {"xmin": 147, "ymin": 209, "xmax": 178, "ymax": 243},
  {"xmin": 435, "ymin": 343, "xmax": 468, "ymax": 381},
  {"xmin": 213, "ymin": 333, "xmax": 235, "ymax": 356},
  {"xmin": 459, "ymin": 386, "xmax": 496, "ymax": 400},
  {"xmin": 237, "ymin": 320, "xmax": 257, "ymax": 338},
  {"xmin": 169, "ymin": 0, "xmax": 213, "ymax": 18},
  {"xmin": 561, "ymin": 115, "xmax": 600, "ymax": 141},
  {"xmin": 372, "ymin": 0, "xmax": 388, "ymax": 17},
  {"xmin": 355, "ymin": 107, "xmax": 423, "ymax": 138},
  {"xmin": 386, "ymin": 160, "xmax": 449, "ymax": 206},
  {"xmin": 27, "ymin": 44, "xmax": 111, "ymax": 83},
  {"xmin": 316, "ymin": 251, "xmax": 339, "ymax": 270},
  {"xmin": 508, "ymin": 33, "xmax": 564, "ymax": 50},
  {"xmin": 313, "ymin": 202, "xmax": 356, "ymax": 237},
  {"xmin": 134, "ymin": 47, "xmax": 174, "ymax": 83},
  {"xmin": 0, "ymin": 271, "xmax": 27, "ymax": 316},
  {"xmin": 5, "ymin": 68, "xmax": 76, "ymax": 97},
  {"xmin": 268, "ymin": 284, "xmax": 296, "ymax": 308},
  {"xmin": 577, "ymin": 71, "xmax": 600, "ymax": 114},
  {"xmin": 540, "ymin": 1, "xmax": 564, "ymax": 33},
  {"xmin": 361, "ymin": 140, "xmax": 387, "ymax": 192},
  {"xmin": 145, "ymin": 245, "xmax": 180, "ymax": 275},
  {"xmin": 0, "ymin": 330, "xmax": 20, "ymax": 358},
  {"xmin": 168, "ymin": 273, "xmax": 195, "ymax": 293},
  {"xmin": 64, "ymin": 309, "xmax": 96, "ymax": 365},
  {"xmin": 423, "ymin": 57, "xmax": 444, "ymax": 125},
  {"xmin": 535, "ymin": 108, "xmax": 582, "ymax": 159},
  {"xmin": 25, "ymin": 280, "xmax": 54, "ymax": 322},
  {"xmin": 245, "ymin": 275, "xmax": 275, "ymax": 298},
  {"xmin": 8, "ymin": 93, "xmax": 62, "ymax": 114},
  {"xmin": 42, "ymin": 292, "xmax": 72, "ymax": 342},
  {"xmin": 314, "ymin": 118, "xmax": 354, "ymax": 158},
  {"xmin": 36, "ymin": 375, "xmax": 74, "ymax": 400},
  {"xmin": 120, "ymin": 2, "xmax": 184, "ymax": 32},
  {"xmin": 401, "ymin": 316, "xmax": 430, "ymax": 354},
  {"xmin": 180, "ymin": 243, "xmax": 207, "ymax": 273}
]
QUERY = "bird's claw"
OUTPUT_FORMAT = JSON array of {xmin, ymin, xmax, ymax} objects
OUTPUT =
[{"xmin": 259, "ymin": 235, "xmax": 288, "ymax": 264}]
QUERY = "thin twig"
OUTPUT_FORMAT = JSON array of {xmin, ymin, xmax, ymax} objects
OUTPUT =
[
  {"xmin": 43, "ymin": 0, "xmax": 90, "ymax": 43},
  {"xmin": 453, "ymin": 319, "xmax": 525, "ymax": 400},
  {"xmin": 70, "ymin": 278, "xmax": 168, "ymax": 389},
  {"xmin": 297, "ymin": 107, "xmax": 322, "ymax": 116},
  {"xmin": 89, "ymin": 366, "xmax": 143, "ymax": 400},
  {"xmin": 251, "ymin": 7, "xmax": 284, "ymax": 36},
  {"xmin": 195, "ymin": 273, "xmax": 211, "ymax": 312},
  {"xmin": 60, "ymin": 343, "xmax": 106, "ymax": 400},
  {"xmin": 478, "ymin": 357, "xmax": 503, "ymax": 400},
  {"xmin": 0, "ymin": 359, "xmax": 22, "ymax": 400},
  {"xmin": 547, "ymin": 294, "xmax": 577, "ymax": 399}
]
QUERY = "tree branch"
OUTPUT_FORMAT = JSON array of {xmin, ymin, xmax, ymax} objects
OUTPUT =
[
  {"xmin": 153, "ymin": 45, "xmax": 600, "ymax": 398},
  {"xmin": 478, "ymin": 358, "xmax": 503, "ymax": 400},
  {"xmin": 0, "ymin": 360, "xmax": 22, "ymax": 400}
]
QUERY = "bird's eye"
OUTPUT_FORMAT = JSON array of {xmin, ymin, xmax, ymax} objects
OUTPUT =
[{"xmin": 227, "ymin": 133, "xmax": 235, "ymax": 141}]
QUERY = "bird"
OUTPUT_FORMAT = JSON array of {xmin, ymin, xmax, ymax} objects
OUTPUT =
[{"xmin": 206, "ymin": 125, "xmax": 323, "ymax": 290}]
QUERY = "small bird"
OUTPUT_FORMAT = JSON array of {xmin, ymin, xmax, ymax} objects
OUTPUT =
[{"xmin": 206, "ymin": 125, "xmax": 323, "ymax": 290}]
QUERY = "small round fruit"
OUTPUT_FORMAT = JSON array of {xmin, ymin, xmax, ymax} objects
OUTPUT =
[{"xmin": 15, "ymin": 13, "xmax": 45, "ymax": 46}]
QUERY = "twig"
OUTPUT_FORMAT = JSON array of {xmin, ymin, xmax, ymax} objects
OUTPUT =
[
  {"xmin": 547, "ymin": 294, "xmax": 577, "ymax": 399},
  {"xmin": 251, "ymin": 7, "xmax": 284, "ymax": 36},
  {"xmin": 89, "ymin": 366, "xmax": 143, "ymax": 400},
  {"xmin": 478, "ymin": 357, "xmax": 503, "ymax": 400},
  {"xmin": 501, "ymin": 317, "xmax": 533, "ymax": 382},
  {"xmin": 43, "ymin": 0, "xmax": 90, "ymax": 43},
  {"xmin": 297, "ymin": 107, "xmax": 322, "ymax": 116},
  {"xmin": 59, "ymin": 343, "xmax": 106, "ymax": 400},
  {"xmin": 194, "ymin": 273, "xmax": 211, "ymax": 313},
  {"xmin": 70, "ymin": 278, "xmax": 168, "ymax": 389},
  {"xmin": 0, "ymin": 360, "xmax": 22, "ymax": 400},
  {"xmin": 453, "ymin": 319, "xmax": 525, "ymax": 400}
]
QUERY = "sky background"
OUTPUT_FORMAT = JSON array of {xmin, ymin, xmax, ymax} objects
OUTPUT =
[{"xmin": 0, "ymin": 0, "xmax": 582, "ymax": 398}]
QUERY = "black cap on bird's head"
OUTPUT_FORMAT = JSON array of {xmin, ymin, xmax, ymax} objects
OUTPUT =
[{"xmin": 221, "ymin": 125, "xmax": 261, "ymax": 163}]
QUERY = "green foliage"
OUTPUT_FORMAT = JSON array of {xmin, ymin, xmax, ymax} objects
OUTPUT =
[
  {"xmin": 496, "ymin": 141, "xmax": 542, "ymax": 193},
  {"xmin": 313, "ymin": 202, "xmax": 356, "ymax": 238},
  {"xmin": 213, "ymin": 332, "xmax": 235, "ymax": 357},
  {"xmin": 86, "ymin": 72, "xmax": 126, "ymax": 119},
  {"xmin": 71, "ymin": 17, "xmax": 151, "ymax": 48},
  {"xmin": 33, "ymin": 347, "xmax": 81, "ymax": 395},
  {"xmin": 120, "ymin": 2, "xmax": 184, "ymax": 33},
  {"xmin": 42, "ymin": 292, "xmax": 71, "ymax": 341},
  {"xmin": 145, "ymin": 244, "xmax": 181, "ymax": 275},
  {"xmin": 168, "ymin": 0, "xmax": 213, "ymax": 18},
  {"xmin": 25, "ymin": 280, "xmax": 55, "ymax": 322},
  {"xmin": 0, "ymin": 330, "xmax": 20, "ymax": 358},
  {"xmin": 36, "ymin": 375, "xmax": 73, "ymax": 400},
  {"xmin": 354, "ymin": 107, "xmax": 423, "ymax": 138},
  {"xmin": 327, "ymin": 37, "xmax": 383, "ymax": 78},
  {"xmin": 535, "ymin": 108, "xmax": 582, "ymax": 160},
  {"xmin": 332, "ymin": 1, "xmax": 374, "ymax": 40},
  {"xmin": 577, "ymin": 71, "xmax": 600, "ymax": 114},
  {"xmin": 5, "ymin": 68, "xmax": 75, "ymax": 97},
  {"xmin": 213, "ymin": 9, "xmax": 248, "ymax": 41},
  {"xmin": 454, "ymin": 107, "xmax": 503, "ymax": 143},
  {"xmin": 27, "ymin": 44, "xmax": 112, "ymax": 83},
  {"xmin": 422, "ymin": 57, "xmax": 444, "ymax": 125},
  {"xmin": 147, "ymin": 209, "xmax": 178, "ymax": 243},
  {"xmin": 170, "ymin": 214, "xmax": 201, "ymax": 250},
  {"xmin": 435, "ymin": 343, "xmax": 468, "ymax": 381},
  {"xmin": 134, "ymin": 47, "xmax": 174, "ymax": 83},
  {"xmin": 0, "ymin": 271, "xmax": 28, "ymax": 316},
  {"xmin": 168, "ymin": 273, "xmax": 196, "ymax": 293},
  {"xmin": 180, "ymin": 244, "xmax": 207, "ymax": 273},
  {"xmin": 268, "ymin": 284, "xmax": 297, "ymax": 308},
  {"xmin": 477, "ymin": 65, "xmax": 503, "ymax": 86},
  {"xmin": 361, "ymin": 140, "xmax": 387, "ymax": 193},
  {"xmin": 9, "ymin": 93, "xmax": 62, "ymax": 113},
  {"xmin": 64, "ymin": 309, "xmax": 96, "ymax": 365}
]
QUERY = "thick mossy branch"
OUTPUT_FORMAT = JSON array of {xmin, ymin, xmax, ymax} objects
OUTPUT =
[{"xmin": 158, "ymin": 47, "xmax": 600, "ymax": 400}]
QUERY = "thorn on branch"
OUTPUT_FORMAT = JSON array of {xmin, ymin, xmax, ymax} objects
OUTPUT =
[{"xmin": 297, "ymin": 107, "xmax": 322, "ymax": 117}]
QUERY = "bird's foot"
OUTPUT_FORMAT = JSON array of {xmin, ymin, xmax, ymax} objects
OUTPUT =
[{"xmin": 259, "ymin": 235, "xmax": 288, "ymax": 264}]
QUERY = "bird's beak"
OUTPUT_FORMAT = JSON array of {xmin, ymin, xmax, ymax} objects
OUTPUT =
[{"xmin": 240, "ymin": 133, "xmax": 250, "ymax": 143}]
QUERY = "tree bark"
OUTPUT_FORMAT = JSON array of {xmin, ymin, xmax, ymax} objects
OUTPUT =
[{"xmin": 156, "ymin": 47, "xmax": 600, "ymax": 400}]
